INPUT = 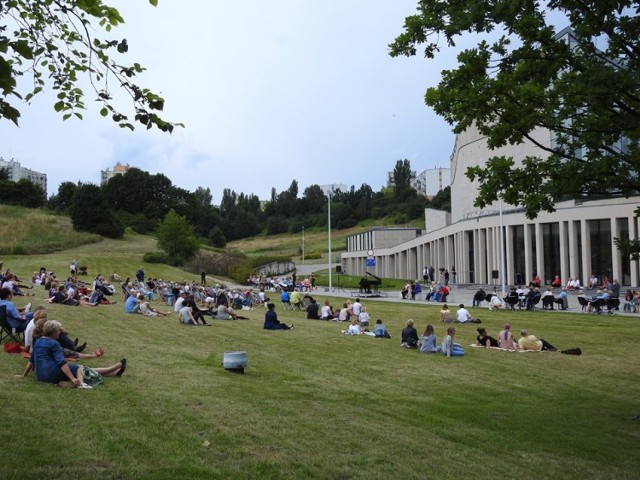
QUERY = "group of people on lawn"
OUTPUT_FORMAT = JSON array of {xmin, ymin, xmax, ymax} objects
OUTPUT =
[
  {"xmin": 400, "ymin": 319, "xmax": 557, "ymax": 357},
  {"xmin": 2, "ymin": 266, "xmax": 125, "ymax": 390}
]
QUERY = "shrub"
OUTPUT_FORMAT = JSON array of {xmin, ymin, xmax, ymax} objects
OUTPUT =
[{"xmin": 143, "ymin": 251, "xmax": 169, "ymax": 264}]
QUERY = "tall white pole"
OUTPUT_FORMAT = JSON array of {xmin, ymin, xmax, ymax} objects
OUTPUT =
[
  {"xmin": 499, "ymin": 197, "xmax": 506, "ymax": 297},
  {"xmin": 328, "ymin": 190, "xmax": 332, "ymax": 291},
  {"xmin": 302, "ymin": 226, "xmax": 305, "ymax": 264}
]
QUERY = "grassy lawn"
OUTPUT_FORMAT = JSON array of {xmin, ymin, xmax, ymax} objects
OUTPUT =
[{"xmin": 1, "ymin": 236, "xmax": 639, "ymax": 479}]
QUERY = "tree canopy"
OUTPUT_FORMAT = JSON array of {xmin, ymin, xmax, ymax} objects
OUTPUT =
[
  {"xmin": 0, "ymin": 0, "xmax": 179, "ymax": 131},
  {"xmin": 390, "ymin": 1, "xmax": 640, "ymax": 219}
]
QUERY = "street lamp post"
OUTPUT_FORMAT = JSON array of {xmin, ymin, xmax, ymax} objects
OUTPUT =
[
  {"xmin": 328, "ymin": 188, "xmax": 332, "ymax": 291},
  {"xmin": 499, "ymin": 197, "xmax": 506, "ymax": 298}
]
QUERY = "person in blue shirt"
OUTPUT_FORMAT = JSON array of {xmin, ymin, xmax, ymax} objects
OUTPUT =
[
  {"xmin": 280, "ymin": 290, "xmax": 291, "ymax": 309},
  {"xmin": 19, "ymin": 320, "xmax": 126, "ymax": 388},
  {"xmin": 0, "ymin": 287, "xmax": 33, "ymax": 331},
  {"xmin": 124, "ymin": 294, "xmax": 141, "ymax": 314}
]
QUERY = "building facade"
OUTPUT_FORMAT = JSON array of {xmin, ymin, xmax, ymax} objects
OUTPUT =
[
  {"xmin": 0, "ymin": 157, "xmax": 47, "ymax": 193},
  {"xmin": 342, "ymin": 125, "xmax": 640, "ymax": 287},
  {"xmin": 100, "ymin": 162, "xmax": 130, "ymax": 185},
  {"xmin": 411, "ymin": 167, "xmax": 451, "ymax": 198}
]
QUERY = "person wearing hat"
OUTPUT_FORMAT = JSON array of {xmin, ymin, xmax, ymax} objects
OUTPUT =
[{"xmin": 497, "ymin": 323, "xmax": 516, "ymax": 350}]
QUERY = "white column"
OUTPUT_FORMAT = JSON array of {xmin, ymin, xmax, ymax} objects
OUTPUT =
[
  {"xmin": 524, "ymin": 223, "xmax": 533, "ymax": 283},
  {"xmin": 535, "ymin": 222, "xmax": 544, "ymax": 283},
  {"xmin": 581, "ymin": 219, "xmax": 591, "ymax": 285},
  {"xmin": 559, "ymin": 221, "xmax": 569, "ymax": 285},
  {"xmin": 611, "ymin": 218, "xmax": 621, "ymax": 282},
  {"xmin": 631, "ymin": 216, "xmax": 639, "ymax": 287}
]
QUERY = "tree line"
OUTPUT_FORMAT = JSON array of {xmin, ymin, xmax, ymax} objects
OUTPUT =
[{"xmin": 5, "ymin": 159, "xmax": 450, "ymax": 254}]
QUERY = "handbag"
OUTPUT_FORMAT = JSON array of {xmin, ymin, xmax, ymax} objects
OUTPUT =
[{"xmin": 3, "ymin": 342, "xmax": 21, "ymax": 353}]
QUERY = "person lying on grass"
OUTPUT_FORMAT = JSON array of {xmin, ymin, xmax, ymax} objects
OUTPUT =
[
  {"xmin": 518, "ymin": 329, "xmax": 558, "ymax": 352},
  {"xmin": 476, "ymin": 327, "xmax": 499, "ymax": 348},
  {"xmin": 17, "ymin": 320, "xmax": 125, "ymax": 389}
]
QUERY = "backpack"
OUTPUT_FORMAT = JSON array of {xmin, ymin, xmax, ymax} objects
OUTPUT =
[{"xmin": 561, "ymin": 347, "xmax": 582, "ymax": 355}]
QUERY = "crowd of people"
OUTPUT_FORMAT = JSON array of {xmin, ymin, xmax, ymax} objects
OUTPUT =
[
  {"xmin": 1, "ymin": 266, "xmax": 122, "ymax": 389},
  {"xmin": 1, "ymin": 259, "xmax": 595, "ymax": 391}
]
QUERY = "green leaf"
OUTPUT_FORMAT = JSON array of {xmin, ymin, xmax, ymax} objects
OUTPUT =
[
  {"xmin": 54, "ymin": 101, "xmax": 65, "ymax": 112},
  {"xmin": 100, "ymin": 107, "xmax": 109, "ymax": 117}
]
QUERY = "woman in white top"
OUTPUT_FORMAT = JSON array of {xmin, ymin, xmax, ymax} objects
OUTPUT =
[{"xmin": 358, "ymin": 307, "xmax": 370, "ymax": 327}]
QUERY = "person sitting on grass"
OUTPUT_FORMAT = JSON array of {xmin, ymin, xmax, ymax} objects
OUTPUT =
[
  {"xmin": 420, "ymin": 324, "xmax": 441, "ymax": 353},
  {"xmin": 47, "ymin": 285, "xmax": 80, "ymax": 306},
  {"xmin": 456, "ymin": 304, "xmax": 481, "ymax": 324},
  {"xmin": 358, "ymin": 306, "xmax": 370, "ymax": 328},
  {"xmin": 124, "ymin": 292, "xmax": 141, "ymax": 314},
  {"xmin": 263, "ymin": 303, "xmax": 292, "ymax": 330},
  {"xmin": 476, "ymin": 327, "xmax": 499, "ymax": 348},
  {"xmin": 320, "ymin": 300, "xmax": 336, "ymax": 320},
  {"xmin": 373, "ymin": 319, "xmax": 390, "ymax": 338},
  {"xmin": 138, "ymin": 294, "xmax": 171, "ymax": 317},
  {"xmin": 440, "ymin": 304, "xmax": 452, "ymax": 323},
  {"xmin": 343, "ymin": 317, "xmax": 363, "ymax": 335},
  {"xmin": 213, "ymin": 304, "xmax": 244, "ymax": 320},
  {"xmin": 518, "ymin": 329, "xmax": 558, "ymax": 352},
  {"xmin": 338, "ymin": 303, "xmax": 350, "ymax": 322},
  {"xmin": 306, "ymin": 298, "xmax": 320, "ymax": 319},
  {"xmin": 441, "ymin": 327, "xmax": 464, "ymax": 357},
  {"xmin": 17, "ymin": 320, "xmax": 125, "ymax": 389},
  {"xmin": 401, "ymin": 319, "xmax": 419, "ymax": 349},
  {"xmin": 497, "ymin": 323, "xmax": 517, "ymax": 350},
  {"xmin": 27, "ymin": 308, "xmax": 102, "ymax": 358}
]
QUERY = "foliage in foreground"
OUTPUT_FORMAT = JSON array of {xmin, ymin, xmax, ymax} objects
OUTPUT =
[
  {"xmin": 0, "ymin": 0, "xmax": 179, "ymax": 132},
  {"xmin": 391, "ymin": 0, "xmax": 640, "ymax": 220}
]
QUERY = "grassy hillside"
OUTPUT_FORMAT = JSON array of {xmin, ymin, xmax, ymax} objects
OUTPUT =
[
  {"xmin": 1, "ymin": 230, "xmax": 204, "ymax": 286},
  {"xmin": 0, "ymin": 222, "xmax": 639, "ymax": 479},
  {"xmin": 0, "ymin": 205, "xmax": 101, "ymax": 255}
]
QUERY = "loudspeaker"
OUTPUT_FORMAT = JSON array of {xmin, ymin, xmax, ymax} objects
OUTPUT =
[
  {"xmin": 492, "ymin": 270, "xmax": 499, "ymax": 279},
  {"xmin": 336, "ymin": 266, "xmax": 342, "ymax": 273}
]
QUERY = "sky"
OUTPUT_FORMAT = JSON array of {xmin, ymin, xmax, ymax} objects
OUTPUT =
[{"xmin": 1, "ymin": 0, "xmax": 466, "ymax": 203}]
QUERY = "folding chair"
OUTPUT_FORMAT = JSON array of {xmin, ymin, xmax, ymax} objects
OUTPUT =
[
  {"xmin": 121, "ymin": 284, "xmax": 131, "ymax": 302},
  {"xmin": 0, "ymin": 306, "xmax": 25, "ymax": 344},
  {"xmin": 577, "ymin": 296, "xmax": 589, "ymax": 312},
  {"xmin": 606, "ymin": 298, "xmax": 620, "ymax": 314},
  {"xmin": 541, "ymin": 296, "xmax": 555, "ymax": 310}
]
